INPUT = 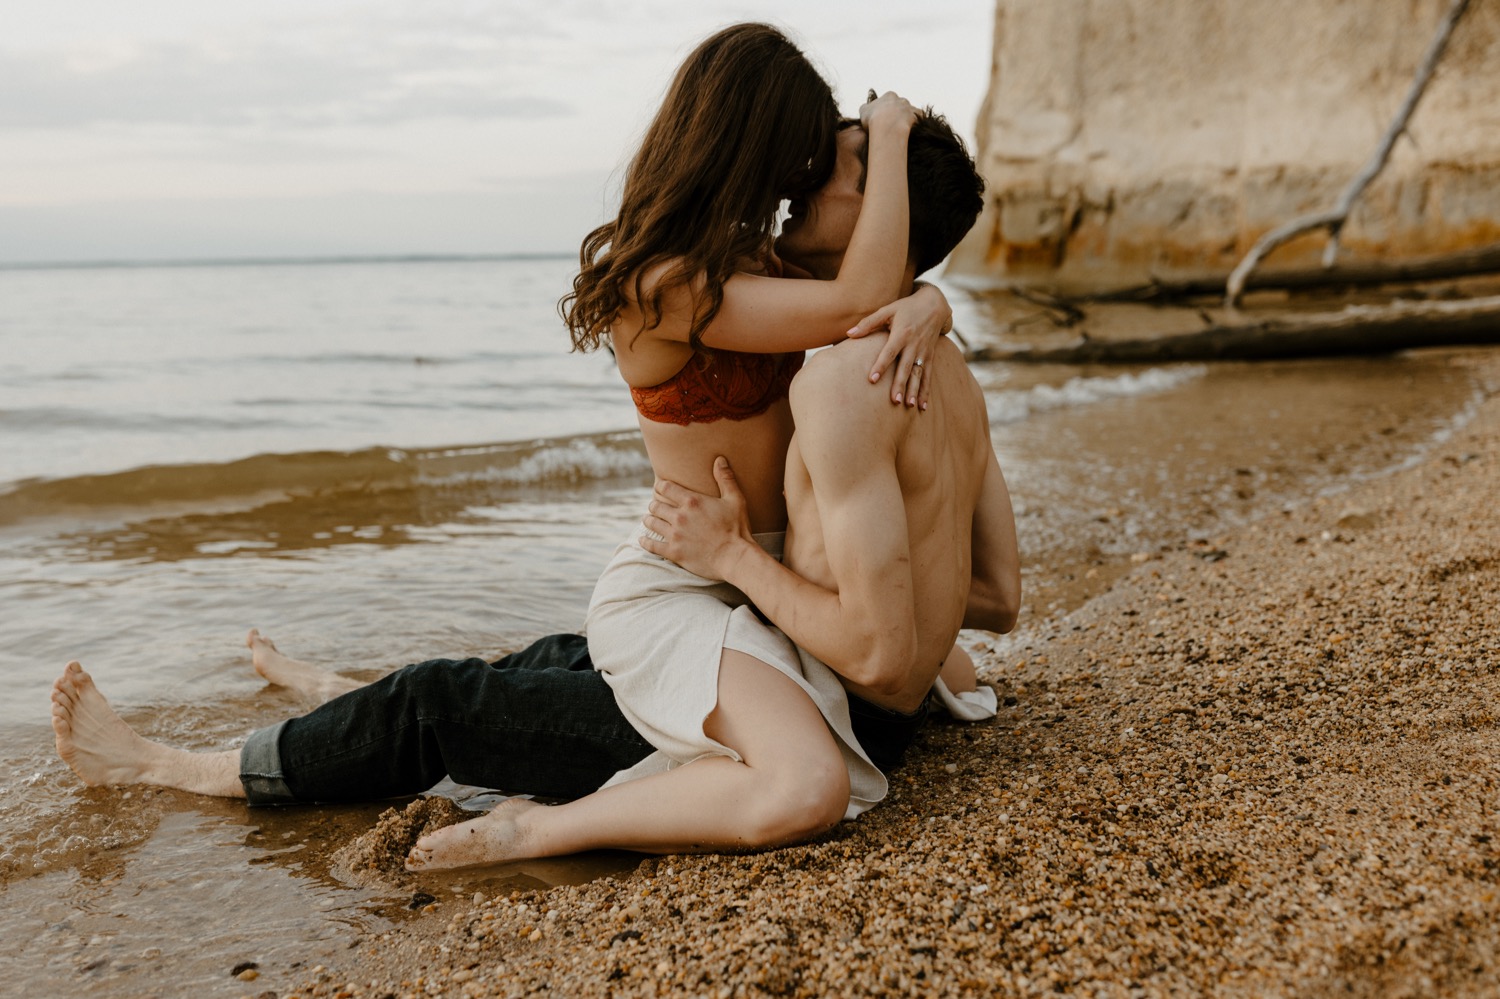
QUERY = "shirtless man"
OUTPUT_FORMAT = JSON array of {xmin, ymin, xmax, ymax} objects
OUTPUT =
[
  {"xmin": 639, "ymin": 114, "xmax": 1021, "ymax": 717},
  {"xmin": 49, "ymin": 110, "xmax": 1021, "ymax": 868}
]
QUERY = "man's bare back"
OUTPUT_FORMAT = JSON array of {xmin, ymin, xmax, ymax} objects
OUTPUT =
[
  {"xmin": 782, "ymin": 334, "xmax": 1012, "ymax": 711},
  {"xmin": 645, "ymin": 332, "xmax": 1021, "ymax": 714}
]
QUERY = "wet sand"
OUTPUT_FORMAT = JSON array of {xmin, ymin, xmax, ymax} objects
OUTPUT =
[
  {"xmin": 332, "ymin": 797, "xmax": 474, "ymax": 892},
  {"xmin": 274, "ymin": 352, "xmax": 1500, "ymax": 997}
]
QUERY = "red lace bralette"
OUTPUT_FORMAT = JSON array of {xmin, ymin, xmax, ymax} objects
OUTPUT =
[{"xmin": 631, "ymin": 349, "xmax": 804, "ymax": 426}]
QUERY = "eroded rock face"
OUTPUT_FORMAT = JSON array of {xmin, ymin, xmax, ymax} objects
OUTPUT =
[{"xmin": 949, "ymin": 0, "xmax": 1500, "ymax": 292}]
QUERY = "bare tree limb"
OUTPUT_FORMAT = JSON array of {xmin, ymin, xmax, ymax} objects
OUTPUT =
[
  {"xmin": 1009, "ymin": 287, "xmax": 1086, "ymax": 326},
  {"xmin": 1225, "ymin": 0, "xmax": 1474, "ymax": 307},
  {"xmin": 968, "ymin": 295, "xmax": 1500, "ymax": 365},
  {"xmin": 1069, "ymin": 242, "xmax": 1500, "ymax": 303}
]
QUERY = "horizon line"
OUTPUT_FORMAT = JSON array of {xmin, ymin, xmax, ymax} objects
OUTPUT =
[{"xmin": 0, "ymin": 251, "xmax": 576, "ymax": 274}]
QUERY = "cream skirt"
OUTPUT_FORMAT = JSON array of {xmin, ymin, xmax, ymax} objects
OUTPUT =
[{"xmin": 584, "ymin": 529, "xmax": 887, "ymax": 819}]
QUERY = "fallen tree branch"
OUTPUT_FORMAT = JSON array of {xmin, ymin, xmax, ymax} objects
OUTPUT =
[
  {"xmin": 1009, "ymin": 287, "xmax": 1086, "ymax": 326},
  {"xmin": 1071, "ymin": 242, "xmax": 1500, "ymax": 303},
  {"xmin": 968, "ymin": 295, "xmax": 1500, "ymax": 364},
  {"xmin": 1224, "ymin": 0, "xmax": 1474, "ymax": 307}
]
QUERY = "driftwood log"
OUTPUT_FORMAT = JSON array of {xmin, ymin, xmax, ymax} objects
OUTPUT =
[
  {"xmin": 968, "ymin": 295, "xmax": 1500, "ymax": 365},
  {"xmin": 1071, "ymin": 243, "xmax": 1500, "ymax": 304},
  {"xmin": 1224, "ymin": 0, "xmax": 1475, "ymax": 307}
]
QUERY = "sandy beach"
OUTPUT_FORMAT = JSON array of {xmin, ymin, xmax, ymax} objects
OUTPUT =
[
  {"xmin": 250, "ymin": 350, "xmax": 1500, "ymax": 998},
  {"xmin": 8, "ymin": 5, "xmax": 1498, "ymax": 996}
]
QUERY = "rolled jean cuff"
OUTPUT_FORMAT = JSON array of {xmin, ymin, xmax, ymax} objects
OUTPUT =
[{"xmin": 239, "ymin": 720, "xmax": 296, "ymax": 805}]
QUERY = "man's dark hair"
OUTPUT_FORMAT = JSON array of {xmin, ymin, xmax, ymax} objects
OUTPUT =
[
  {"xmin": 906, "ymin": 109, "xmax": 985, "ymax": 276},
  {"xmin": 843, "ymin": 110, "xmax": 985, "ymax": 276}
]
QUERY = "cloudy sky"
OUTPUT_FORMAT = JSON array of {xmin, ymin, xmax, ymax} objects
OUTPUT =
[{"xmin": 1, "ymin": 1, "xmax": 996, "ymax": 264}]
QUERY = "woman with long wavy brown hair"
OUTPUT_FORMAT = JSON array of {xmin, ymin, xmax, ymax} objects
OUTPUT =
[{"xmin": 407, "ymin": 22, "xmax": 951, "ymax": 867}]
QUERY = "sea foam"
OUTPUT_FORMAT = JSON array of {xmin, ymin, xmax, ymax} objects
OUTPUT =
[{"xmin": 987, "ymin": 366, "xmax": 1206, "ymax": 424}]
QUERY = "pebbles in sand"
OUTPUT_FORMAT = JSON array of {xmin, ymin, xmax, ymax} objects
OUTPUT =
[{"xmin": 289, "ymin": 353, "xmax": 1500, "ymax": 997}]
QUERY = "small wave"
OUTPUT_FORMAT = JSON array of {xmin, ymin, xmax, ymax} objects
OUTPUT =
[
  {"xmin": 0, "ymin": 447, "xmax": 416, "ymax": 526},
  {"xmin": 988, "ymin": 366, "xmax": 1206, "ymax": 424},
  {"xmin": 0, "ymin": 431, "xmax": 649, "ymax": 527},
  {"xmin": 415, "ymin": 433, "xmax": 651, "ymax": 487}
]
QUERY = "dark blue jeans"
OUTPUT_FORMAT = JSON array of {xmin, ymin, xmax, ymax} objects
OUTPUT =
[{"xmin": 238, "ymin": 633, "xmax": 926, "ymax": 805}]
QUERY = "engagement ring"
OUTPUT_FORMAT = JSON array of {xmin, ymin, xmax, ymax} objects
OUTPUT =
[{"xmin": 914, "ymin": 358, "xmax": 925, "ymax": 367}]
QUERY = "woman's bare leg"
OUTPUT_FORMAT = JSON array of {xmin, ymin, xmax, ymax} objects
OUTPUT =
[
  {"xmin": 247, "ymin": 628, "xmax": 362, "ymax": 702},
  {"xmin": 51, "ymin": 662, "xmax": 245, "ymax": 798},
  {"xmin": 406, "ymin": 650, "xmax": 850, "ymax": 870}
]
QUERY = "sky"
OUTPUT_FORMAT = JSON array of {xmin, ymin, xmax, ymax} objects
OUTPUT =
[{"xmin": 0, "ymin": 1, "xmax": 996, "ymax": 264}]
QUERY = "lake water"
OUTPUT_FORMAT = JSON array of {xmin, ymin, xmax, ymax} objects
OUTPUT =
[{"xmin": 0, "ymin": 256, "xmax": 1486, "ymax": 995}]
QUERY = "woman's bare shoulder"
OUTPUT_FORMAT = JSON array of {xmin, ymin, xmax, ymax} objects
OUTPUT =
[
  {"xmin": 624, "ymin": 257, "xmax": 691, "ymax": 305},
  {"xmin": 630, "ymin": 243, "xmax": 777, "ymax": 300}
]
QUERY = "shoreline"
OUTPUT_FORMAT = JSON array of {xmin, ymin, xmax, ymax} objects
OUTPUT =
[{"xmin": 262, "ymin": 351, "xmax": 1500, "ymax": 995}]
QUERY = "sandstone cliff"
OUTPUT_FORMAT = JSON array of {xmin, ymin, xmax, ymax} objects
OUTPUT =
[{"xmin": 949, "ymin": 0, "xmax": 1500, "ymax": 294}]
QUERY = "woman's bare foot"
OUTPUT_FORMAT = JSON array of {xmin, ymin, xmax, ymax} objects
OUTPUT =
[
  {"xmin": 247, "ymin": 628, "xmax": 361, "ymax": 702},
  {"xmin": 51, "ymin": 662, "xmax": 245, "ymax": 797},
  {"xmin": 406, "ymin": 799, "xmax": 544, "ymax": 871}
]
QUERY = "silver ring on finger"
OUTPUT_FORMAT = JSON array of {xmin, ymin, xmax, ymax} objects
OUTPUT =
[{"xmin": 914, "ymin": 357, "xmax": 924, "ymax": 367}]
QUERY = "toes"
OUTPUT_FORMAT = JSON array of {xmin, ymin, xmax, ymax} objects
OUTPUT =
[
  {"xmin": 247, "ymin": 629, "xmax": 280, "ymax": 656},
  {"xmin": 51, "ymin": 685, "xmax": 74, "ymax": 734}
]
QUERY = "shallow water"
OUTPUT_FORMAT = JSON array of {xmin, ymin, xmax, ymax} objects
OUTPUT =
[
  {"xmin": 0, "ymin": 257, "xmax": 635, "ymax": 485},
  {"xmin": 0, "ymin": 257, "xmax": 1490, "ymax": 995}
]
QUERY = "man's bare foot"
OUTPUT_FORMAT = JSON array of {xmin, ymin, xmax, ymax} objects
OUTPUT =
[
  {"xmin": 247, "ymin": 628, "xmax": 361, "ymax": 702},
  {"xmin": 51, "ymin": 661, "xmax": 245, "ymax": 797},
  {"xmin": 52, "ymin": 661, "xmax": 160, "ymax": 786},
  {"xmin": 406, "ymin": 799, "xmax": 544, "ymax": 871}
]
